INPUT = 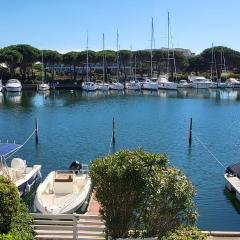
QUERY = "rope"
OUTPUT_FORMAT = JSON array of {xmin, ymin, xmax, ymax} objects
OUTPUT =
[
  {"xmin": 4, "ymin": 129, "xmax": 36, "ymax": 161},
  {"xmin": 193, "ymin": 131, "xmax": 226, "ymax": 170}
]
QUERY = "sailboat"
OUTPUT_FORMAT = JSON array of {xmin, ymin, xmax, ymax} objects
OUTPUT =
[
  {"xmin": 82, "ymin": 32, "xmax": 97, "ymax": 91},
  {"xmin": 0, "ymin": 139, "xmax": 42, "ymax": 196},
  {"xmin": 96, "ymin": 33, "xmax": 110, "ymax": 91},
  {"xmin": 110, "ymin": 30, "xmax": 124, "ymax": 90},
  {"xmin": 38, "ymin": 51, "xmax": 50, "ymax": 91},
  {"xmin": 126, "ymin": 55, "xmax": 141, "ymax": 90},
  {"xmin": 158, "ymin": 12, "xmax": 177, "ymax": 90},
  {"xmin": 142, "ymin": 18, "xmax": 159, "ymax": 91}
]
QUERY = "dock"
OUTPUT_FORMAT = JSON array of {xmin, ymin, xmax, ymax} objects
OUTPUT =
[{"xmin": 224, "ymin": 174, "xmax": 240, "ymax": 201}]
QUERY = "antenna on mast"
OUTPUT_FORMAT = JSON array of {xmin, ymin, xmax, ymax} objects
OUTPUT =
[{"xmin": 150, "ymin": 17, "xmax": 154, "ymax": 80}]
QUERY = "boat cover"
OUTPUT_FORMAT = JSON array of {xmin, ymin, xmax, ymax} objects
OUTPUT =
[
  {"xmin": 226, "ymin": 162, "xmax": 240, "ymax": 178},
  {"xmin": 0, "ymin": 143, "xmax": 22, "ymax": 157}
]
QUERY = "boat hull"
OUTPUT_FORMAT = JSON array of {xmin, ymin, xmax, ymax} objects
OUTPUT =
[
  {"xmin": 6, "ymin": 86, "xmax": 22, "ymax": 92},
  {"xmin": 141, "ymin": 82, "xmax": 158, "ymax": 91},
  {"xmin": 158, "ymin": 82, "xmax": 178, "ymax": 90},
  {"xmin": 34, "ymin": 171, "xmax": 92, "ymax": 214},
  {"xmin": 15, "ymin": 165, "xmax": 42, "ymax": 197}
]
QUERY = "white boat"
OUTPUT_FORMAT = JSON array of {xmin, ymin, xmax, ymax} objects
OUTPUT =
[
  {"xmin": 126, "ymin": 80, "xmax": 141, "ymax": 90},
  {"xmin": 226, "ymin": 78, "xmax": 240, "ymax": 88},
  {"xmin": 177, "ymin": 80, "xmax": 191, "ymax": 88},
  {"xmin": 96, "ymin": 81, "xmax": 109, "ymax": 91},
  {"xmin": 38, "ymin": 83, "xmax": 50, "ymax": 91},
  {"xmin": 82, "ymin": 81, "xmax": 97, "ymax": 91},
  {"xmin": 38, "ymin": 52, "xmax": 50, "ymax": 91},
  {"xmin": 5, "ymin": 79, "xmax": 22, "ymax": 92},
  {"xmin": 109, "ymin": 82, "xmax": 124, "ymax": 90},
  {"xmin": 82, "ymin": 32, "xmax": 97, "ymax": 92},
  {"xmin": 189, "ymin": 75, "xmax": 213, "ymax": 89},
  {"xmin": 0, "ymin": 143, "xmax": 42, "ymax": 196},
  {"xmin": 158, "ymin": 76, "xmax": 178, "ymax": 90},
  {"xmin": 141, "ymin": 78, "xmax": 159, "ymax": 90},
  {"xmin": 34, "ymin": 163, "xmax": 91, "ymax": 214}
]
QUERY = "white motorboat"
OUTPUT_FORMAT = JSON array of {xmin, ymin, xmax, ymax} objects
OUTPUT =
[
  {"xmin": 109, "ymin": 81, "xmax": 124, "ymax": 90},
  {"xmin": 189, "ymin": 75, "xmax": 213, "ymax": 89},
  {"xmin": 177, "ymin": 80, "xmax": 191, "ymax": 88},
  {"xmin": 5, "ymin": 79, "xmax": 22, "ymax": 92},
  {"xmin": 141, "ymin": 78, "xmax": 159, "ymax": 91},
  {"xmin": 126, "ymin": 80, "xmax": 141, "ymax": 90},
  {"xmin": 34, "ymin": 163, "xmax": 91, "ymax": 214},
  {"xmin": 226, "ymin": 78, "xmax": 240, "ymax": 88},
  {"xmin": 38, "ymin": 83, "xmax": 50, "ymax": 91},
  {"xmin": 158, "ymin": 76, "xmax": 177, "ymax": 90},
  {"xmin": 0, "ymin": 143, "xmax": 42, "ymax": 196},
  {"xmin": 82, "ymin": 81, "xmax": 97, "ymax": 91}
]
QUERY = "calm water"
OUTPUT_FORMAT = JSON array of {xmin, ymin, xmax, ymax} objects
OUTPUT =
[{"xmin": 1, "ymin": 88, "xmax": 240, "ymax": 230}]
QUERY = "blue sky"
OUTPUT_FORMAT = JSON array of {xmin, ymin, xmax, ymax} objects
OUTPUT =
[{"xmin": 0, "ymin": 0, "xmax": 239, "ymax": 54}]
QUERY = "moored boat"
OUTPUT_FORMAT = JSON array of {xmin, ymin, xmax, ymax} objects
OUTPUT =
[
  {"xmin": 34, "ymin": 162, "xmax": 91, "ymax": 214},
  {"xmin": 38, "ymin": 83, "xmax": 50, "ymax": 91},
  {"xmin": 0, "ymin": 143, "xmax": 42, "ymax": 196},
  {"xmin": 5, "ymin": 79, "xmax": 22, "ymax": 92},
  {"xmin": 189, "ymin": 75, "xmax": 213, "ymax": 89},
  {"xmin": 109, "ymin": 81, "xmax": 124, "ymax": 90},
  {"xmin": 177, "ymin": 79, "xmax": 191, "ymax": 88}
]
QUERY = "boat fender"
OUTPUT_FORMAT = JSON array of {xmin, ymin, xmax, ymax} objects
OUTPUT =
[{"xmin": 26, "ymin": 183, "xmax": 31, "ymax": 193}]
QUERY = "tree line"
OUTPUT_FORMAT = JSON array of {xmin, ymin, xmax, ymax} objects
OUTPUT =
[{"xmin": 1, "ymin": 44, "xmax": 240, "ymax": 82}]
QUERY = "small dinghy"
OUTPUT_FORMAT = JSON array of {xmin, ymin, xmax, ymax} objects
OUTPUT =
[{"xmin": 34, "ymin": 162, "xmax": 91, "ymax": 214}]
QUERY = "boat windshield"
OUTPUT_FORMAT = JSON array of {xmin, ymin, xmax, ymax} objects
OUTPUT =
[{"xmin": 7, "ymin": 79, "xmax": 19, "ymax": 83}]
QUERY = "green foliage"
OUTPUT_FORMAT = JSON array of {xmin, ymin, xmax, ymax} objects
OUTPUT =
[
  {"xmin": 0, "ymin": 176, "xmax": 34, "ymax": 240},
  {"xmin": 90, "ymin": 149, "xmax": 197, "ymax": 239},
  {"xmin": 161, "ymin": 227, "xmax": 207, "ymax": 240}
]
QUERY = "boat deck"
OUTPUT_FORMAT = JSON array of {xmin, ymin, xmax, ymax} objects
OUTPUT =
[{"xmin": 224, "ymin": 174, "xmax": 240, "ymax": 201}]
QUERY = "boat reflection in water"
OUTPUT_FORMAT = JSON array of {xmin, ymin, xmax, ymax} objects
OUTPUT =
[
  {"xmin": 6, "ymin": 91, "xmax": 22, "ymax": 103},
  {"xmin": 0, "ymin": 92, "xmax": 3, "ymax": 104}
]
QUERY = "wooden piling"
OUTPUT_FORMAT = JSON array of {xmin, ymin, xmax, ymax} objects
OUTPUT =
[
  {"xmin": 189, "ymin": 117, "xmax": 192, "ymax": 145},
  {"xmin": 35, "ymin": 118, "xmax": 39, "ymax": 144},
  {"xmin": 112, "ymin": 118, "xmax": 115, "ymax": 144}
]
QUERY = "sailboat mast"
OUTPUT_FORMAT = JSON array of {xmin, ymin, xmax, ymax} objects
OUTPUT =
[
  {"xmin": 150, "ymin": 17, "xmax": 154, "ymax": 80},
  {"xmin": 116, "ymin": 30, "xmax": 119, "ymax": 80},
  {"xmin": 41, "ymin": 51, "xmax": 44, "ymax": 82},
  {"xmin": 134, "ymin": 55, "xmax": 137, "ymax": 81},
  {"xmin": 211, "ymin": 43, "xmax": 214, "ymax": 81},
  {"xmin": 103, "ymin": 33, "xmax": 105, "ymax": 83},
  {"xmin": 86, "ymin": 32, "xmax": 89, "ymax": 82},
  {"xmin": 167, "ymin": 12, "xmax": 170, "ymax": 78}
]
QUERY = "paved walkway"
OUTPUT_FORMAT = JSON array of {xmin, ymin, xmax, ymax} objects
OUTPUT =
[
  {"xmin": 208, "ymin": 237, "xmax": 240, "ymax": 240},
  {"xmin": 86, "ymin": 191, "xmax": 101, "ymax": 215}
]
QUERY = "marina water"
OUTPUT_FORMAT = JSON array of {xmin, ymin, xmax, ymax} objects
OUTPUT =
[{"xmin": 1, "ymin": 88, "xmax": 240, "ymax": 230}]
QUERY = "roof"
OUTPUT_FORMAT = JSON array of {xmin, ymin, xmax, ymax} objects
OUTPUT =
[
  {"xmin": 0, "ymin": 143, "xmax": 22, "ymax": 157},
  {"xmin": 226, "ymin": 162, "xmax": 240, "ymax": 178}
]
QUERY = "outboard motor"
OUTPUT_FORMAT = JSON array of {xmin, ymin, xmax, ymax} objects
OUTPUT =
[{"xmin": 69, "ymin": 161, "xmax": 82, "ymax": 173}]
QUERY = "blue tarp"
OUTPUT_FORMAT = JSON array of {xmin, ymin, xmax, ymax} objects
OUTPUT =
[{"xmin": 0, "ymin": 143, "xmax": 22, "ymax": 157}]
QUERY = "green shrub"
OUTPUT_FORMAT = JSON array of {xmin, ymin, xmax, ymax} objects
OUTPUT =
[
  {"xmin": 90, "ymin": 149, "xmax": 197, "ymax": 239},
  {"xmin": 161, "ymin": 227, "xmax": 207, "ymax": 240},
  {"xmin": 0, "ymin": 176, "xmax": 34, "ymax": 240}
]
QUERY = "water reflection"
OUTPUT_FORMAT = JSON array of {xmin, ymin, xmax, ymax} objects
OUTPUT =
[
  {"xmin": 1, "ymin": 89, "xmax": 240, "ymax": 108},
  {"xmin": 5, "ymin": 91, "xmax": 22, "ymax": 104}
]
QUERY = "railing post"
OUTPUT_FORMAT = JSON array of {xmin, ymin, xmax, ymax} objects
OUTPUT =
[{"xmin": 73, "ymin": 213, "xmax": 78, "ymax": 240}]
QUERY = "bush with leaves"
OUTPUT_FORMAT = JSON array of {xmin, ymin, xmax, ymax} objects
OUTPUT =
[
  {"xmin": 0, "ymin": 176, "xmax": 34, "ymax": 240},
  {"xmin": 161, "ymin": 227, "xmax": 207, "ymax": 240},
  {"xmin": 90, "ymin": 149, "xmax": 197, "ymax": 239}
]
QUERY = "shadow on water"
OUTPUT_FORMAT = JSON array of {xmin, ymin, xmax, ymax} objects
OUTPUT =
[{"xmin": 224, "ymin": 188, "xmax": 240, "ymax": 214}]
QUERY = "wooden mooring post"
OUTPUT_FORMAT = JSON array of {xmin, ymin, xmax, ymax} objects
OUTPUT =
[
  {"xmin": 35, "ymin": 118, "xmax": 39, "ymax": 144},
  {"xmin": 112, "ymin": 117, "xmax": 115, "ymax": 144},
  {"xmin": 189, "ymin": 117, "xmax": 192, "ymax": 146}
]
